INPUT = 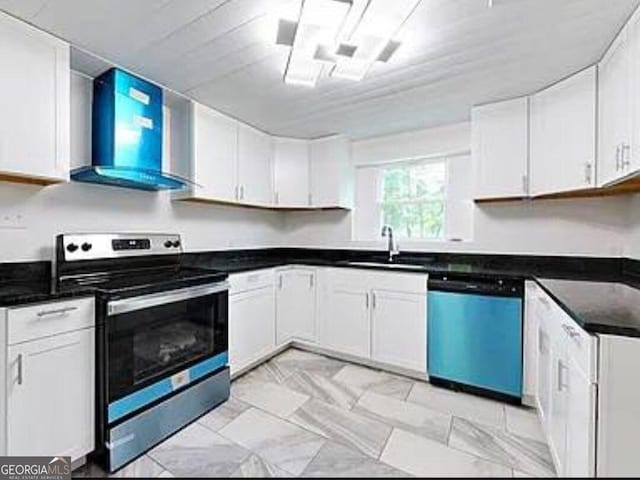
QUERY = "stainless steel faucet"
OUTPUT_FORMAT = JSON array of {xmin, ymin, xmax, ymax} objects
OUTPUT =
[{"xmin": 381, "ymin": 225, "xmax": 399, "ymax": 262}]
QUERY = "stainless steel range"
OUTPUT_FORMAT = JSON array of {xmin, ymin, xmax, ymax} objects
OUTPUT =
[{"xmin": 56, "ymin": 233, "xmax": 230, "ymax": 473}]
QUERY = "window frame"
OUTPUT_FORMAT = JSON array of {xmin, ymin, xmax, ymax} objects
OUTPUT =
[{"xmin": 370, "ymin": 156, "xmax": 449, "ymax": 242}]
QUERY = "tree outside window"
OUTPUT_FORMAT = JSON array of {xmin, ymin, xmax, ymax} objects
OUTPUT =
[{"xmin": 379, "ymin": 160, "xmax": 446, "ymax": 239}]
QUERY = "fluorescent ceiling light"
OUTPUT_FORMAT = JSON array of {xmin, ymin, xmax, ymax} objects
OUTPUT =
[
  {"xmin": 276, "ymin": 0, "xmax": 420, "ymax": 86},
  {"xmin": 282, "ymin": 0, "xmax": 352, "ymax": 87}
]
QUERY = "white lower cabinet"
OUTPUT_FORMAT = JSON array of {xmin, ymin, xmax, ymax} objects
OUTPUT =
[
  {"xmin": 596, "ymin": 335, "xmax": 640, "ymax": 477},
  {"xmin": 276, "ymin": 267, "xmax": 317, "ymax": 345},
  {"xmin": 319, "ymin": 268, "xmax": 428, "ymax": 373},
  {"xmin": 1, "ymin": 297, "xmax": 95, "ymax": 460},
  {"xmin": 371, "ymin": 290, "xmax": 426, "ymax": 372},
  {"xmin": 321, "ymin": 271, "xmax": 370, "ymax": 358},
  {"xmin": 564, "ymin": 356, "xmax": 596, "ymax": 477},
  {"xmin": 549, "ymin": 346, "xmax": 568, "ymax": 473},
  {"xmin": 528, "ymin": 285, "xmax": 596, "ymax": 477},
  {"xmin": 229, "ymin": 270, "xmax": 276, "ymax": 375},
  {"xmin": 230, "ymin": 266, "xmax": 428, "ymax": 377}
]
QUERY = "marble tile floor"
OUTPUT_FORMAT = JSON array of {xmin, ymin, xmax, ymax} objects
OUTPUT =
[{"xmin": 74, "ymin": 348, "xmax": 555, "ymax": 478}]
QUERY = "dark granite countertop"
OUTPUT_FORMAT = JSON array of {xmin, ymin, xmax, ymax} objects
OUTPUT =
[
  {"xmin": 3, "ymin": 249, "xmax": 640, "ymax": 338},
  {"xmin": 0, "ymin": 261, "xmax": 96, "ymax": 307},
  {"xmin": 536, "ymin": 278, "xmax": 640, "ymax": 337},
  {"xmin": 183, "ymin": 248, "xmax": 640, "ymax": 338}
]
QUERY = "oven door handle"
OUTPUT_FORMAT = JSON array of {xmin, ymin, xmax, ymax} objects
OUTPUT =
[{"xmin": 107, "ymin": 282, "xmax": 229, "ymax": 316}]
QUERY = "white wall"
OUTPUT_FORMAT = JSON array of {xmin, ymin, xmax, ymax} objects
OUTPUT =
[
  {"xmin": 0, "ymin": 182, "xmax": 284, "ymax": 262},
  {"xmin": 625, "ymin": 194, "xmax": 640, "ymax": 260},
  {"xmin": 285, "ymin": 123, "xmax": 632, "ymax": 257},
  {"xmin": 352, "ymin": 123, "xmax": 470, "ymax": 166}
]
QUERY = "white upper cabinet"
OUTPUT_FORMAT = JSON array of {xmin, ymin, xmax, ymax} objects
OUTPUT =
[
  {"xmin": 0, "ymin": 11, "xmax": 70, "ymax": 184},
  {"xmin": 189, "ymin": 102, "xmax": 238, "ymax": 202},
  {"xmin": 273, "ymin": 138, "xmax": 310, "ymax": 207},
  {"xmin": 238, "ymin": 123, "xmax": 273, "ymax": 205},
  {"xmin": 309, "ymin": 135, "xmax": 353, "ymax": 208},
  {"xmin": 472, "ymin": 97, "xmax": 529, "ymax": 200},
  {"xmin": 530, "ymin": 67, "xmax": 597, "ymax": 196},
  {"xmin": 598, "ymin": 22, "xmax": 634, "ymax": 186}
]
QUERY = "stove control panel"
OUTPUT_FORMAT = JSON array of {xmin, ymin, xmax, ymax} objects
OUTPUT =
[{"xmin": 57, "ymin": 233, "xmax": 182, "ymax": 261}]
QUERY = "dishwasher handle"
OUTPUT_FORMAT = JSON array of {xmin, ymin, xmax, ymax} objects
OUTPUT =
[{"xmin": 428, "ymin": 276, "xmax": 523, "ymax": 297}]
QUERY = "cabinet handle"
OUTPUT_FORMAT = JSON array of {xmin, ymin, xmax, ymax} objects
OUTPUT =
[
  {"xmin": 562, "ymin": 323, "xmax": 580, "ymax": 339},
  {"xmin": 372, "ymin": 291, "xmax": 377, "ymax": 309},
  {"xmin": 616, "ymin": 144, "xmax": 622, "ymax": 171},
  {"xmin": 278, "ymin": 275, "xmax": 283, "ymax": 289},
  {"xmin": 16, "ymin": 354, "xmax": 23, "ymax": 385},
  {"xmin": 622, "ymin": 143, "xmax": 631, "ymax": 169},
  {"xmin": 309, "ymin": 275, "xmax": 314, "ymax": 288},
  {"xmin": 308, "ymin": 193, "xmax": 313, "ymax": 206},
  {"xmin": 585, "ymin": 162, "xmax": 592, "ymax": 184},
  {"xmin": 235, "ymin": 185, "xmax": 240, "ymax": 200},
  {"xmin": 36, "ymin": 306, "xmax": 78, "ymax": 318},
  {"xmin": 240, "ymin": 185, "xmax": 245, "ymax": 200},
  {"xmin": 557, "ymin": 359, "xmax": 568, "ymax": 392},
  {"xmin": 522, "ymin": 174, "xmax": 528, "ymax": 193},
  {"xmin": 365, "ymin": 292, "xmax": 369, "ymax": 309},
  {"xmin": 275, "ymin": 192, "xmax": 280, "ymax": 205}
]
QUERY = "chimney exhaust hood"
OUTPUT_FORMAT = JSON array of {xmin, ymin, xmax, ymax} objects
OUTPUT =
[{"xmin": 71, "ymin": 68, "xmax": 189, "ymax": 191}]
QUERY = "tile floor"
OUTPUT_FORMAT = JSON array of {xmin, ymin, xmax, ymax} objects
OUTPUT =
[{"xmin": 74, "ymin": 348, "xmax": 555, "ymax": 478}]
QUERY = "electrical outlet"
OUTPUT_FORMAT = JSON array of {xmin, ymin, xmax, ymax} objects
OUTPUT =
[{"xmin": 0, "ymin": 213, "xmax": 26, "ymax": 229}]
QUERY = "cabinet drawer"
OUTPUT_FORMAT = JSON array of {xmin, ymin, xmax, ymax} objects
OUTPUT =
[
  {"xmin": 229, "ymin": 269, "xmax": 275, "ymax": 294},
  {"xmin": 7, "ymin": 297, "xmax": 95, "ymax": 345}
]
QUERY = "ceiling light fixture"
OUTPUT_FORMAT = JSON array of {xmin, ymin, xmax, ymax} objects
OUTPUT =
[
  {"xmin": 332, "ymin": 0, "xmax": 421, "ymax": 81},
  {"xmin": 277, "ymin": 0, "xmax": 353, "ymax": 86},
  {"xmin": 276, "ymin": 0, "xmax": 421, "ymax": 86}
]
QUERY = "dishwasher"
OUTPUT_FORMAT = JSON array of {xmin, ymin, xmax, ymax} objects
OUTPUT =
[{"xmin": 427, "ymin": 273, "xmax": 524, "ymax": 403}]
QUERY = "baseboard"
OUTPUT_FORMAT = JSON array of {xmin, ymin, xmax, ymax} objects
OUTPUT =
[{"xmin": 291, "ymin": 341, "xmax": 429, "ymax": 381}]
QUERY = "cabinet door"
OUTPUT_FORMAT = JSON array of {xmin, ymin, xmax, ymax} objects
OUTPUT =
[
  {"xmin": 0, "ymin": 11, "xmax": 69, "ymax": 182},
  {"xmin": 523, "ymin": 283, "xmax": 540, "ymax": 404},
  {"xmin": 530, "ymin": 67, "xmax": 596, "ymax": 196},
  {"xmin": 191, "ymin": 103, "xmax": 238, "ymax": 201},
  {"xmin": 276, "ymin": 269, "xmax": 316, "ymax": 344},
  {"xmin": 371, "ymin": 290, "xmax": 426, "ymax": 372},
  {"xmin": 536, "ymin": 319, "xmax": 552, "ymax": 428},
  {"xmin": 321, "ymin": 281, "xmax": 370, "ymax": 358},
  {"xmin": 6, "ymin": 328, "xmax": 94, "ymax": 460},
  {"xmin": 309, "ymin": 135, "xmax": 353, "ymax": 208},
  {"xmin": 273, "ymin": 138, "xmax": 310, "ymax": 207},
  {"xmin": 472, "ymin": 97, "xmax": 529, "ymax": 199},
  {"xmin": 229, "ymin": 286, "xmax": 275, "ymax": 374},
  {"xmin": 549, "ymin": 348, "xmax": 568, "ymax": 476},
  {"xmin": 598, "ymin": 27, "xmax": 633, "ymax": 186},
  {"xmin": 564, "ymin": 357, "xmax": 596, "ymax": 478},
  {"xmin": 238, "ymin": 124, "xmax": 273, "ymax": 205}
]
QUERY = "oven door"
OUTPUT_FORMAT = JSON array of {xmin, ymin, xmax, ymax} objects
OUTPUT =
[{"xmin": 105, "ymin": 282, "xmax": 228, "ymax": 423}]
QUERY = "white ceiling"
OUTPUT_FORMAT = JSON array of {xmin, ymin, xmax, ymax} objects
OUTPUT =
[{"xmin": 0, "ymin": 0, "xmax": 638, "ymax": 139}]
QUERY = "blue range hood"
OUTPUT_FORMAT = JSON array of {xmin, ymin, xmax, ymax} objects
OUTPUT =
[{"xmin": 72, "ymin": 68, "xmax": 188, "ymax": 191}]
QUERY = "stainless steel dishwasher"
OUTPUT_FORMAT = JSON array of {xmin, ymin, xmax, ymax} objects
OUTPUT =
[{"xmin": 427, "ymin": 273, "xmax": 524, "ymax": 403}]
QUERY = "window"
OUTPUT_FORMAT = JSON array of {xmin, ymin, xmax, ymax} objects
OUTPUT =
[
  {"xmin": 354, "ymin": 158, "xmax": 448, "ymax": 241},
  {"xmin": 379, "ymin": 160, "xmax": 446, "ymax": 239}
]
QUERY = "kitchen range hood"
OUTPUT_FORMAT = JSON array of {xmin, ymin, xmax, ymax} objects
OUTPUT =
[{"xmin": 72, "ymin": 68, "xmax": 188, "ymax": 191}]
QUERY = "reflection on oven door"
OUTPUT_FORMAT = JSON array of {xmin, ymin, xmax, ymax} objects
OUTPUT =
[{"xmin": 133, "ymin": 322, "xmax": 209, "ymax": 384}]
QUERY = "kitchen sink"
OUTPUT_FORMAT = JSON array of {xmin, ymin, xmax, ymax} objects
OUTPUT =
[{"xmin": 345, "ymin": 261, "xmax": 427, "ymax": 270}]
